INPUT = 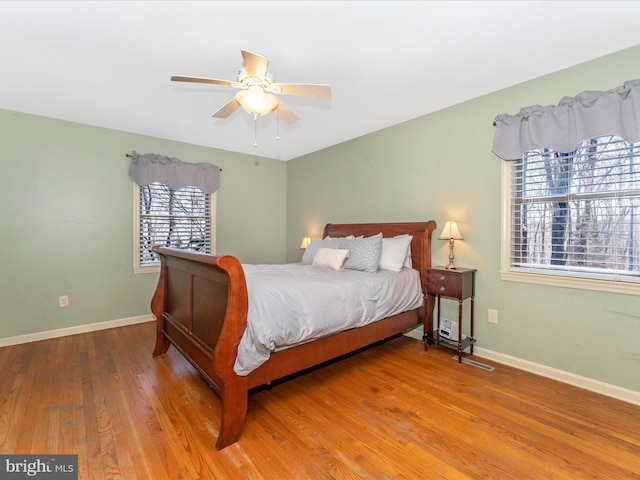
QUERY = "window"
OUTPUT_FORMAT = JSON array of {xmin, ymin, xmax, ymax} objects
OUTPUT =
[
  {"xmin": 133, "ymin": 182, "xmax": 216, "ymax": 273},
  {"xmin": 502, "ymin": 135, "xmax": 640, "ymax": 293}
]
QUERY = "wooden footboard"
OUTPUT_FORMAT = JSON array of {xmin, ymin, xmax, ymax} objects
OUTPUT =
[
  {"xmin": 151, "ymin": 221, "xmax": 436, "ymax": 449},
  {"xmin": 151, "ymin": 247, "xmax": 250, "ymax": 449}
]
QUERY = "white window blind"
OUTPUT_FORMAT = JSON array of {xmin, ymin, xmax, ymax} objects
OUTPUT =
[
  {"xmin": 509, "ymin": 135, "xmax": 640, "ymax": 283},
  {"xmin": 135, "ymin": 182, "xmax": 212, "ymax": 270}
]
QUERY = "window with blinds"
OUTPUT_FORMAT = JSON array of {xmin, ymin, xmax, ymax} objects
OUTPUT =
[
  {"xmin": 508, "ymin": 135, "xmax": 640, "ymax": 283},
  {"xmin": 134, "ymin": 182, "xmax": 214, "ymax": 271}
]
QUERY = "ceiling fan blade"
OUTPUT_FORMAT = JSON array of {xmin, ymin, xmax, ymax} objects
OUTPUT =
[
  {"xmin": 274, "ymin": 99, "xmax": 300, "ymax": 125},
  {"xmin": 171, "ymin": 75, "xmax": 233, "ymax": 86},
  {"xmin": 241, "ymin": 50, "xmax": 268, "ymax": 80},
  {"xmin": 212, "ymin": 98, "xmax": 240, "ymax": 118},
  {"xmin": 273, "ymin": 83, "xmax": 332, "ymax": 100}
]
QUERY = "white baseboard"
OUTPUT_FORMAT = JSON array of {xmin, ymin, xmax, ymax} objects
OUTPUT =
[
  {"xmin": 0, "ymin": 314, "xmax": 155, "ymax": 348},
  {"xmin": 403, "ymin": 327, "xmax": 424, "ymax": 341},
  {"xmin": 473, "ymin": 347, "xmax": 640, "ymax": 406},
  {"xmin": 404, "ymin": 327, "xmax": 639, "ymax": 406}
]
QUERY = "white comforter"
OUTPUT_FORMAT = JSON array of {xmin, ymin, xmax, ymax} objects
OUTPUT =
[{"xmin": 234, "ymin": 263, "xmax": 423, "ymax": 375}]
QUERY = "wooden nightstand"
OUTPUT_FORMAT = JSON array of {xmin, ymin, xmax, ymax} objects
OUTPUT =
[{"xmin": 423, "ymin": 267, "xmax": 477, "ymax": 362}]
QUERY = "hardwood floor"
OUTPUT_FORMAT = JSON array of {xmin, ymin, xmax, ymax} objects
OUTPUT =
[{"xmin": 1, "ymin": 322, "xmax": 639, "ymax": 479}]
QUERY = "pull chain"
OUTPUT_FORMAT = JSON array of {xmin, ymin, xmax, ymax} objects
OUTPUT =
[{"xmin": 253, "ymin": 113, "xmax": 258, "ymax": 147}]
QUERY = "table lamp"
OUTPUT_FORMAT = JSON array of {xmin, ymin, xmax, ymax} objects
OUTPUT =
[{"xmin": 438, "ymin": 221, "xmax": 463, "ymax": 269}]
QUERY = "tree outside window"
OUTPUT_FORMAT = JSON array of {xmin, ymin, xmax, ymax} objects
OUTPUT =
[
  {"xmin": 509, "ymin": 135, "xmax": 640, "ymax": 282},
  {"xmin": 134, "ymin": 182, "xmax": 213, "ymax": 271}
]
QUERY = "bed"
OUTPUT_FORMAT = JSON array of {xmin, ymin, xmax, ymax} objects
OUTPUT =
[{"xmin": 150, "ymin": 221, "xmax": 437, "ymax": 449}]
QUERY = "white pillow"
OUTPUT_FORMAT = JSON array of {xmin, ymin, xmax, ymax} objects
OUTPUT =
[
  {"xmin": 379, "ymin": 235, "xmax": 413, "ymax": 272},
  {"xmin": 313, "ymin": 247, "xmax": 350, "ymax": 270},
  {"xmin": 302, "ymin": 237, "xmax": 342, "ymax": 264}
]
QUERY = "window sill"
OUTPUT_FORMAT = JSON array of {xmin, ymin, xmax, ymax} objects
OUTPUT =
[
  {"xmin": 500, "ymin": 270, "xmax": 640, "ymax": 296},
  {"xmin": 134, "ymin": 265, "xmax": 160, "ymax": 275}
]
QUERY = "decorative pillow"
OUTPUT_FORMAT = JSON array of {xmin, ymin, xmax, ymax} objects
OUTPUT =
[
  {"xmin": 302, "ymin": 238, "xmax": 343, "ymax": 264},
  {"xmin": 341, "ymin": 233, "xmax": 383, "ymax": 273},
  {"xmin": 379, "ymin": 235, "xmax": 413, "ymax": 272},
  {"xmin": 312, "ymin": 247, "xmax": 350, "ymax": 270}
]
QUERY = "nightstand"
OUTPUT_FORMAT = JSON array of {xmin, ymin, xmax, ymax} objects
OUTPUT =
[{"xmin": 424, "ymin": 267, "xmax": 477, "ymax": 362}]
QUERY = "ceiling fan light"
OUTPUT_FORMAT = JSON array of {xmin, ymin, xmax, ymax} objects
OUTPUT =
[{"xmin": 235, "ymin": 87, "xmax": 277, "ymax": 116}]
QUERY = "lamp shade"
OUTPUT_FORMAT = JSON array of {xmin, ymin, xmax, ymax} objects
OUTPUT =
[
  {"xmin": 300, "ymin": 237, "xmax": 312, "ymax": 249},
  {"xmin": 235, "ymin": 86, "xmax": 277, "ymax": 116},
  {"xmin": 438, "ymin": 221, "xmax": 463, "ymax": 240}
]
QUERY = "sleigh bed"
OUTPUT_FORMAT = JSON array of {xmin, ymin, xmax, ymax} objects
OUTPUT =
[{"xmin": 151, "ymin": 221, "xmax": 436, "ymax": 449}]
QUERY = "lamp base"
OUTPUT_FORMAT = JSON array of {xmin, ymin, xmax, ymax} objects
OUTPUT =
[{"xmin": 446, "ymin": 239, "xmax": 457, "ymax": 270}]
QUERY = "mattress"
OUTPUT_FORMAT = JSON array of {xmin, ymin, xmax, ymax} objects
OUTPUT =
[{"xmin": 234, "ymin": 263, "xmax": 423, "ymax": 375}]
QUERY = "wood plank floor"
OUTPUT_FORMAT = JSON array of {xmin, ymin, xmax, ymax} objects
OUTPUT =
[{"xmin": 1, "ymin": 322, "xmax": 639, "ymax": 479}]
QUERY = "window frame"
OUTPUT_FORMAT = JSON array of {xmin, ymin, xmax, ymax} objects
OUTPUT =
[
  {"xmin": 500, "ymin": 158, "xmax": 640, "ymax": 296},
  {"xmin": 132, "ymin": 182, "xmax": 217, "ymax": 274}
]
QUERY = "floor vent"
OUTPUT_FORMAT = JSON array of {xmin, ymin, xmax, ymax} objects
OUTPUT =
[{"xmin": 454, "ymin": 356, "xmax": 495, "ymax": 371}]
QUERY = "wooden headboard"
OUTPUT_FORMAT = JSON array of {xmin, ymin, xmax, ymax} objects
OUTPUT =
[{"xmin": 322, "ymin": 221, "xmax": 437, "ymax": 293}]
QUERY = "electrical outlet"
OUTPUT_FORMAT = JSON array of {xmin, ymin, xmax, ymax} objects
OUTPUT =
[
  {"xmin": 488, "ymin": 308, "xmax": 498, "ymax": 324},
  {"xmin": 59, "ymin": 295, "xmax": 69, "ymax": 308}
]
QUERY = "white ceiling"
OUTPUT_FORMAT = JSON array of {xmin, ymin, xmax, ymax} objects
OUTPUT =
[{"xmin": 1, "ymin": 1, "xmax": 640, "ymax": 161}]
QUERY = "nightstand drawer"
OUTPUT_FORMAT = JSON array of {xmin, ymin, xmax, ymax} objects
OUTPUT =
[
  {"xmin": 427, "ymin": 271, "xmax": 462, "ymax": 296},
  {"xmin": 428, "ymin": 282, "xmax": 462, "ymax": 297}
]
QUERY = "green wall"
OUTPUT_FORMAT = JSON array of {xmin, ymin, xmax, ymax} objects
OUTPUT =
[
  {"xmin": 286, "ymin": 45, "xmax": 640, "ymax": 392},
  {"xmin": 0, "ymin": 109, "xmax": 286, "ymax": 339}
]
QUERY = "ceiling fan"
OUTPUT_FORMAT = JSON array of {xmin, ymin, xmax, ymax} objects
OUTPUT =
[{"xmin": 171, "ymin": 50, "xmax": 332, "ymax": 127}]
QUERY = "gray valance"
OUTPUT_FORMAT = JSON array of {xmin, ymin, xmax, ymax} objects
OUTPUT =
[
  {"xmin": 493, "ymin": 79, "xmax": 640, "ymax": 160},
  {"xmin": 128, "ymin": 151, "xmax": 220, "ymax": 193}
]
